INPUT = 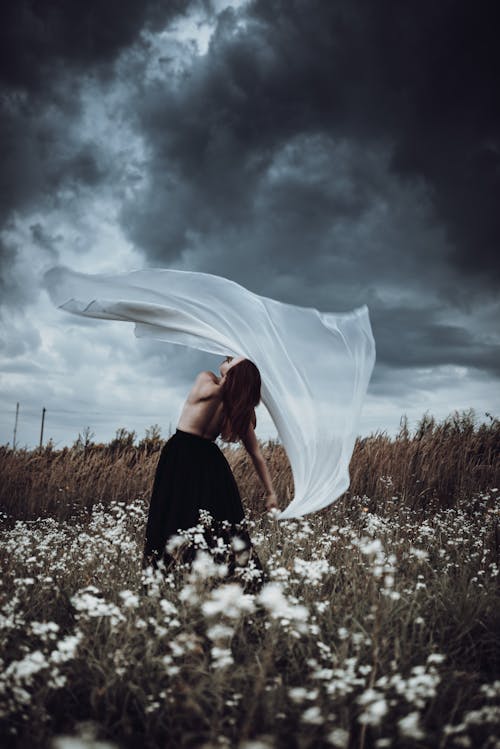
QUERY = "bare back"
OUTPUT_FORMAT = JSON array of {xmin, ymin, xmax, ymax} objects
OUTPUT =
[{"xmin": 177, "ymin": 372, "xmax": 225, "ymax": 440}]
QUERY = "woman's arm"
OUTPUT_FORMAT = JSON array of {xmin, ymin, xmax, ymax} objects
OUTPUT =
[{"xmin": 242, "ymin": 425, "xmax": 278, "ymax": 510}]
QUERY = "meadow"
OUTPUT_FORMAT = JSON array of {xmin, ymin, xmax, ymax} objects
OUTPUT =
[{"xmin": 0, "ymin": 409, "xmax": 499, "ymax": 749}]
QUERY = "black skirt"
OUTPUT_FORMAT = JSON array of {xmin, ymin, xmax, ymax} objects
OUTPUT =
[{"xmin": 142, "ymin": 428, "xmax": 267, "ymax": 592}]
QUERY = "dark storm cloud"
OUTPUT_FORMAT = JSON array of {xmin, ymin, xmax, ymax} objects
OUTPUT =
[
  {"xmin": 0, "ymin": 0, "xmax": 188, "ymax": 211},
  {"xmin": 123, "ymin": 0, "xmax": 500, "ymax": 289},
  {"xmin": 29, "ymin": 223, "xmax": 61, "ymax": 258},
  {"xmin": 0, "ymin": 98, "xmax": 114, "ymax": 312},
  {"xmin": 373, "ymin": 305, "xmax": 500, "ymax": 378},
  {"xmin": 0, "ymin": 0, "xmax": 187, "ymax": 91},
  {"xmin": 1, "ymin": 0, "xmax": 499, "ymax": 423},
  {"xmin": 0, "ymin": 0, "xmax": 189, "ymax": 308}
]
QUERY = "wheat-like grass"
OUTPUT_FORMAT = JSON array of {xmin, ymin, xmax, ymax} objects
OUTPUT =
[{"xmin": 1, "ymin": 408, "xmax": 498, "ymax": 522}]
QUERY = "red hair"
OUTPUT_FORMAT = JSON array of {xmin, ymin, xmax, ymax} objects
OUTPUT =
[{"xmin": 219, "ymin": 359, "xmax": 261, "ymax": 443}]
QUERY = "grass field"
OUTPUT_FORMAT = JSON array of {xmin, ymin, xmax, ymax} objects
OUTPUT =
[{"xmin": 0, "ymin": 409, "xmax": 499, "ymax": 748}]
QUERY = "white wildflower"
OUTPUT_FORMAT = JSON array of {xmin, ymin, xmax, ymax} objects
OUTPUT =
[
  {"xmin": 207, "ymin": 623, "xmax": 234, "ymax": 640},
  {"xmin": 159, "ymin": 599, "xmax": 178, "ymax": 616},
  {"xmin": 257, "ymin": 583, "xmax": 309, "ymax": 624},
  {"xmin": 410, "ymin": 546, "xmax": 429, "ymax": 560},
  {"xmin": 269, "ymin": 566, "xmax": 290, "ymax": 581},
  {"xmin": 232, "ymin": 536, "xmax": 248, "ymax": 552},
  {"xmin": 178, "ymin": 583, "xmax": 199, "ymax": 604},
  {"xmin": 426, "ymin": 653, "xmax": 445, "ymax": 665},
  {"xmin": 359, "ymin": 538, "xmax": 384, "ymax": 556},
  {"xmin": 356, "ymin": 689, "xmax": 388, "ymax": 726},
  {"xmin": 6, "ymin": 650, "xmax": 49, "ymax": 682},
  {"xmin": 30, "ymin": 621, "xmax": 60, "ymax": 640},
  {"xmin": 301, "ymin": 705, "xmax": 323, "ymax": 724},
  {"xmin": 70, "ymin": 589, "xmax": 126, "ymax": 627},
  {"xmin": 190, "ymin": 549, "xmax": 228, "ymax": 579},
  {"xmin": 118, "ymin": 590, "xmax": 139, "ymax": 609},
  {"xmin": 293, "ymin": 558, "xmax": 332, "ymax": 584},
  {"xmin": 326, "ymin": 727, "xmax": 349, "ymax": 748},
  {"xmin": 211, "ymin": 646, "xmax": 233, "ymax": 669},
  {"xmin": 288, "ymin": 687, "xmax": 308, "ymax": 702},
  {"xmin": 202, "ymin": 583, "xmax": 255, "ymax": 619},
  {"xmin": 480, "ymin": 680, "xmax": 500, "ymax": 699},
  {"xmin": 398, "ymin": 711, "xmax": 425, "ymax": 740},
  {"xmin": 50, "ymin": 632, "xmax": 83, "ymax": 664},
  {"xmin": 165, "ymin": 534, "xmax": 184, "ymax": 553}
]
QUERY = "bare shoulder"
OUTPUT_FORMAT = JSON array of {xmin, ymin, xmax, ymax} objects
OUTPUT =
[
  {"xmin": 197, "ymin": 370, "xmax": 220, "ymax": 384},
  {"xmin": 190, "ymin": 371, "xmax": 220, "ymax": 400}
]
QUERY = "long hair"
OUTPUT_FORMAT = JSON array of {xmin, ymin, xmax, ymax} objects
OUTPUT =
[{"xmin": 219, "ymin": 359, "xmax": 261, "ymax": 443}]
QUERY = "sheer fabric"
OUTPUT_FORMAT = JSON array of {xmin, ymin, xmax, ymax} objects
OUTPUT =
[{"xmin": 43, "ymin": 265, "xmax": 376, "ymax": 519}]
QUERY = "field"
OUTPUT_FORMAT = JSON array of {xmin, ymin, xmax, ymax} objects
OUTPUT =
[{"xmin": 0, "ymin": 409, "xmax": 499, "ymax": 749}]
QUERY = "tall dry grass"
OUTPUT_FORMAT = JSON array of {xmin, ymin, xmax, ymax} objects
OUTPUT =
[
  {"xmin": 0, "ymin": 409, "xmax": 499, "ymax": 748},
  {"xmin": 0, "ymin": 408, "xmax": 498, "ymax": 523}
]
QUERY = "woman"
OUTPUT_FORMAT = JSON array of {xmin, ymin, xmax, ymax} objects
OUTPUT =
[{"xmin": 142, "ymin": 355, "xmax": 277, "ymax": 591}]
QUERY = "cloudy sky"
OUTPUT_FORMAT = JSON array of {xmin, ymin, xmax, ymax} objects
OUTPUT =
[{"xmin": 1, "ymin": 0, "xmax": 499, "ymax": 450}]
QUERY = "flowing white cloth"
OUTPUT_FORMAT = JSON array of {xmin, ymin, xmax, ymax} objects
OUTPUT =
[{"xmin": 42, "ymin": 265, "xmax": 376, "ymax": 520}]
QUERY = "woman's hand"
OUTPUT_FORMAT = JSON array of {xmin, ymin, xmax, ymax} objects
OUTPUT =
[{"xmin": 264, "ymin": 491, "xmax": 279, "ymax": 511}]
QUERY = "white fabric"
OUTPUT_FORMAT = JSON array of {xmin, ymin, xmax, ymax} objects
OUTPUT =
[{"xmin": 42, "ymin": 265, "xmax": 376, "ymax": 520}]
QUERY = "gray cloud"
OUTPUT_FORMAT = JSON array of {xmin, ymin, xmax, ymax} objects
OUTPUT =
[
  {"xmin": 0, "ymin": 0, "xmax": 190, "ymax": 307},
  {"xmin": 120, "ymin": 0, "xmax": 500, "ymax": 287},
  {"xmin": 0, "ymin": 0, "xmax": 499, "ymax": 447},
  {"xmin": 0, "ymin": 1, "xmax": 188, "ymax": 91},
  {"xmin": 373, "ymin": 306, "xmax": 500, "ymax": 377}
]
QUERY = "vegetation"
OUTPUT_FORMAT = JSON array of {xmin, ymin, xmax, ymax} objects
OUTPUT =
[
  {"xmin": 0, "ymin": 409, "xmax": 498, "ymax": 748},
  {"xmin": 0, "ymin": 409, "xmax": 498, "ymax": 522}
]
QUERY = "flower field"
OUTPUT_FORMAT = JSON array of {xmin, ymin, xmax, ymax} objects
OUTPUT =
[
  {"xmin": 0, "ymin": 410, "xmax": 499, "ymax": 748},
  {"xmin": 1, "ymin": 491, "xmax": 499, "ymax": 748}
]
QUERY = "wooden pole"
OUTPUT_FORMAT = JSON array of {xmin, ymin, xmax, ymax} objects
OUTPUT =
[
  {"xmin": 13, "ymin": 401, "xmax": 19, "ymax": 451},
  {"xmin": 39, "ymin": 407, "xmax": 46, "ymax": 449}
]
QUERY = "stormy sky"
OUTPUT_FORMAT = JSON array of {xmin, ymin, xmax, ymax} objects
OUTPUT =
[{"xmin": 1, "ymin": 0, "xmax": 499, "ymax": 450}]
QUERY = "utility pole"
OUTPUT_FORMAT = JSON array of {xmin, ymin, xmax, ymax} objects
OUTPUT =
[
  {"xmin": 39, "ymin": 407, "xmax": 46, "ymax": 449},
  {"xmin": 13, "ymin": 401, "xmax": 19, "ymax": 451}
]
